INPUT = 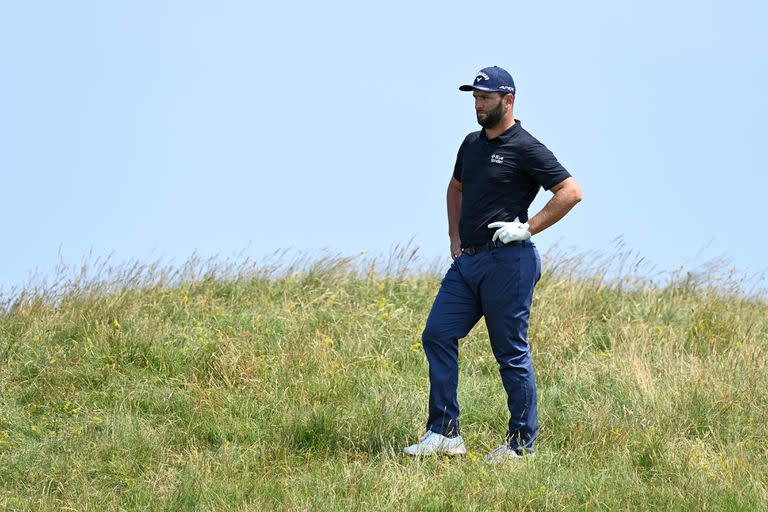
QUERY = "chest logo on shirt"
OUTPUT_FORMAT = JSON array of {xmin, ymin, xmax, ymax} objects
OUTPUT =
[{"xmin": 490, "ymin": 154, "xmax": 504, "ymax": 164}]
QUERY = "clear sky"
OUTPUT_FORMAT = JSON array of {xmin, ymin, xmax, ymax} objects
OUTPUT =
[{"xmin": 2, "ymin": 0, "xmax": 766, "ymax": 293}]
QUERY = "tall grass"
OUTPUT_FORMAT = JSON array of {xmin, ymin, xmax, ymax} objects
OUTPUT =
[{"xmin": 0, "ymin": 244, "xmax": 766, "ymax": 511}]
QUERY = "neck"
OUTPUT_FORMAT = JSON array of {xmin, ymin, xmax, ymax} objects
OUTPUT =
[{"xmin": 484, "ymin": 115, "xmax": 516, "ymax": 139}]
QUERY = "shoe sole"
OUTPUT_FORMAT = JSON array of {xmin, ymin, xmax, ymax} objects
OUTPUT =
[{"xmin": 404, "ymin": 448, "xmax": 467, "ymax": 457}]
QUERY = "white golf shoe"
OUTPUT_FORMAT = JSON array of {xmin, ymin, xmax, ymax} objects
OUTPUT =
[
  {"xmin": 404, "ymin": 431, "xmax": 467, "ymax": 456},
  {"xmin": 484, "ymin": 444, "xmax": 534, "ymax": 463}
]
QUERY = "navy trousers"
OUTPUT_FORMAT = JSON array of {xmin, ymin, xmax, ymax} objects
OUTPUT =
[{"xmin": 421, "ymin": 240, "xmax": 541, "ymax": 453}]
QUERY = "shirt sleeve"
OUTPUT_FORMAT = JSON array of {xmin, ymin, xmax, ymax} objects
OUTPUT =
[{"xmin": 524, "ymin": 139, "xmax": 571, "ymax": 190}]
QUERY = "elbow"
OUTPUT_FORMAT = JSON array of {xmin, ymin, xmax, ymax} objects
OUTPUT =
[
  {"xmin": 553, "ymin": 177, "xmax": 582, "ymax": 206},
  {"xmin": 571, "ymin": 179, "xmax": 583, "ymax": 204},
  {"xmin": 565, "ymin": 182, "xmax": 582, "ymax": 206},
  {"xmin": 572, "ymin": 187, "xmax": 583, "ymax": 205}
]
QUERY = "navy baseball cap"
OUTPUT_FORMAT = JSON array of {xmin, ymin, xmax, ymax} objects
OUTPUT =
[{"xmin": 459, "ymin": 66, "xmax": 516, "ymax": 94}]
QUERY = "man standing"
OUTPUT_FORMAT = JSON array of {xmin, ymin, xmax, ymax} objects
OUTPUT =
[{"xmin": 404, "ymin": 66, "xmax": 582, "ymax": 461}]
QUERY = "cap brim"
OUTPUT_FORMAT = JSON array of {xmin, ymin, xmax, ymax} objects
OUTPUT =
[{"xmin": 459, "ymin": 84, "xmax": 498, "ymax": 92}]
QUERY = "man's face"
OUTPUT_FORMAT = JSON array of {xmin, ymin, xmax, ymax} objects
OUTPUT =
[{"xmin": 473, "ymin": 91, "xmax": 507, "ymax": 128}]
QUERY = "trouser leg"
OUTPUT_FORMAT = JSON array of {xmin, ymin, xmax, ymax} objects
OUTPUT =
[
  {"xmin": 480, "ymin": 242, "xmax": 541, "ymax": 452},
  {"xmin": 421, "ymin": 258, "xmax": 482, "ymax": 437}
]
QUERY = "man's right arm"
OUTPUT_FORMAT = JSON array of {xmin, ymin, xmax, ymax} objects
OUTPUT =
[{"xmin": 447, "ymin": 177, "xmax": 462, "ymax": 260}]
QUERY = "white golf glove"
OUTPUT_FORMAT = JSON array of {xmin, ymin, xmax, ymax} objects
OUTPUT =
[{"xmin": 488, "ymin": 221, "xmax": 531, "ymax": 243}]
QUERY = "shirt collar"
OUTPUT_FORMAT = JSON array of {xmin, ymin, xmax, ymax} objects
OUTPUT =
[{"xmin": 481, "ymin": 120, "xmax": 522, "ymax": 142}]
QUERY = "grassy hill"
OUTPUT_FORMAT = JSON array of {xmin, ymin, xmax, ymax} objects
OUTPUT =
[{"xmin": 1, "ymin": 249, "xmax": 767, "ymax": 511}]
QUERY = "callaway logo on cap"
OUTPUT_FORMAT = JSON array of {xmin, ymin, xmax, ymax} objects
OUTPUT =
[{"xmin": 459, "ymin": 66, "xmax": 516, "ymax": 94}]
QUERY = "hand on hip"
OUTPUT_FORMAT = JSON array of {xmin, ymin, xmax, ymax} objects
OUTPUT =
[{"xmin": 488, "ymin": 221, "xmax": 531, "ymax": 243}]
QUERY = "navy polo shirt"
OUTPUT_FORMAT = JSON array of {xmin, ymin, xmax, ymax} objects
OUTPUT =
[{"xmin": 453, "ymin": 121, "xmax": 571, "ymax": 247}]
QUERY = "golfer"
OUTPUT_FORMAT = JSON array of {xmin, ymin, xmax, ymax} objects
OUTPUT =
[{"xmin": 405, "ymin": 66, "xmax": 582, "ymax": 461}]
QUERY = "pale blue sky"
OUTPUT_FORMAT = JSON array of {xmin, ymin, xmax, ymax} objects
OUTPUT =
[{"xmin": 1, "ymin": 1, "xmax": 766, "ymax": 292}]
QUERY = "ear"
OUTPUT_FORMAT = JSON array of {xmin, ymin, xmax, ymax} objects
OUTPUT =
[{"xmin": 506, "ymin": 94, "xmax": 515, "ymax": 109}]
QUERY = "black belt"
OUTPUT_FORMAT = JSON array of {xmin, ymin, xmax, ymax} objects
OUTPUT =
[{"xmin": 463, "ymin": 239, "xmax": 524, "ymax": 256}]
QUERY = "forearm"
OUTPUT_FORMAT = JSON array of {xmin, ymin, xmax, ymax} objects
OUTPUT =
[
  {"xmin": 447, "ymin": 183, "xmax": 461, "ymax": 238},
  {"xmin": 527, "ymin": 181, "xmax": 582, "ymax": 235}
]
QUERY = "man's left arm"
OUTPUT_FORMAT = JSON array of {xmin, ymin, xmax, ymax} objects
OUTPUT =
[{"xmin": 527, "ymin": 177, "xmax": 582, "ymax": 235}]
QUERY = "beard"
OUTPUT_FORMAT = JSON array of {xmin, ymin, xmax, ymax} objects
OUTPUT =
[{"xmin": 476, "ymin": 97, "xmax": 506, "ymax": 128}]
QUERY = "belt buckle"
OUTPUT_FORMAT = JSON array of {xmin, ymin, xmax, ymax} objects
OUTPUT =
[{"xmin": 464, "ymin": 246, "xmax": 477, "ymax": 256}]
